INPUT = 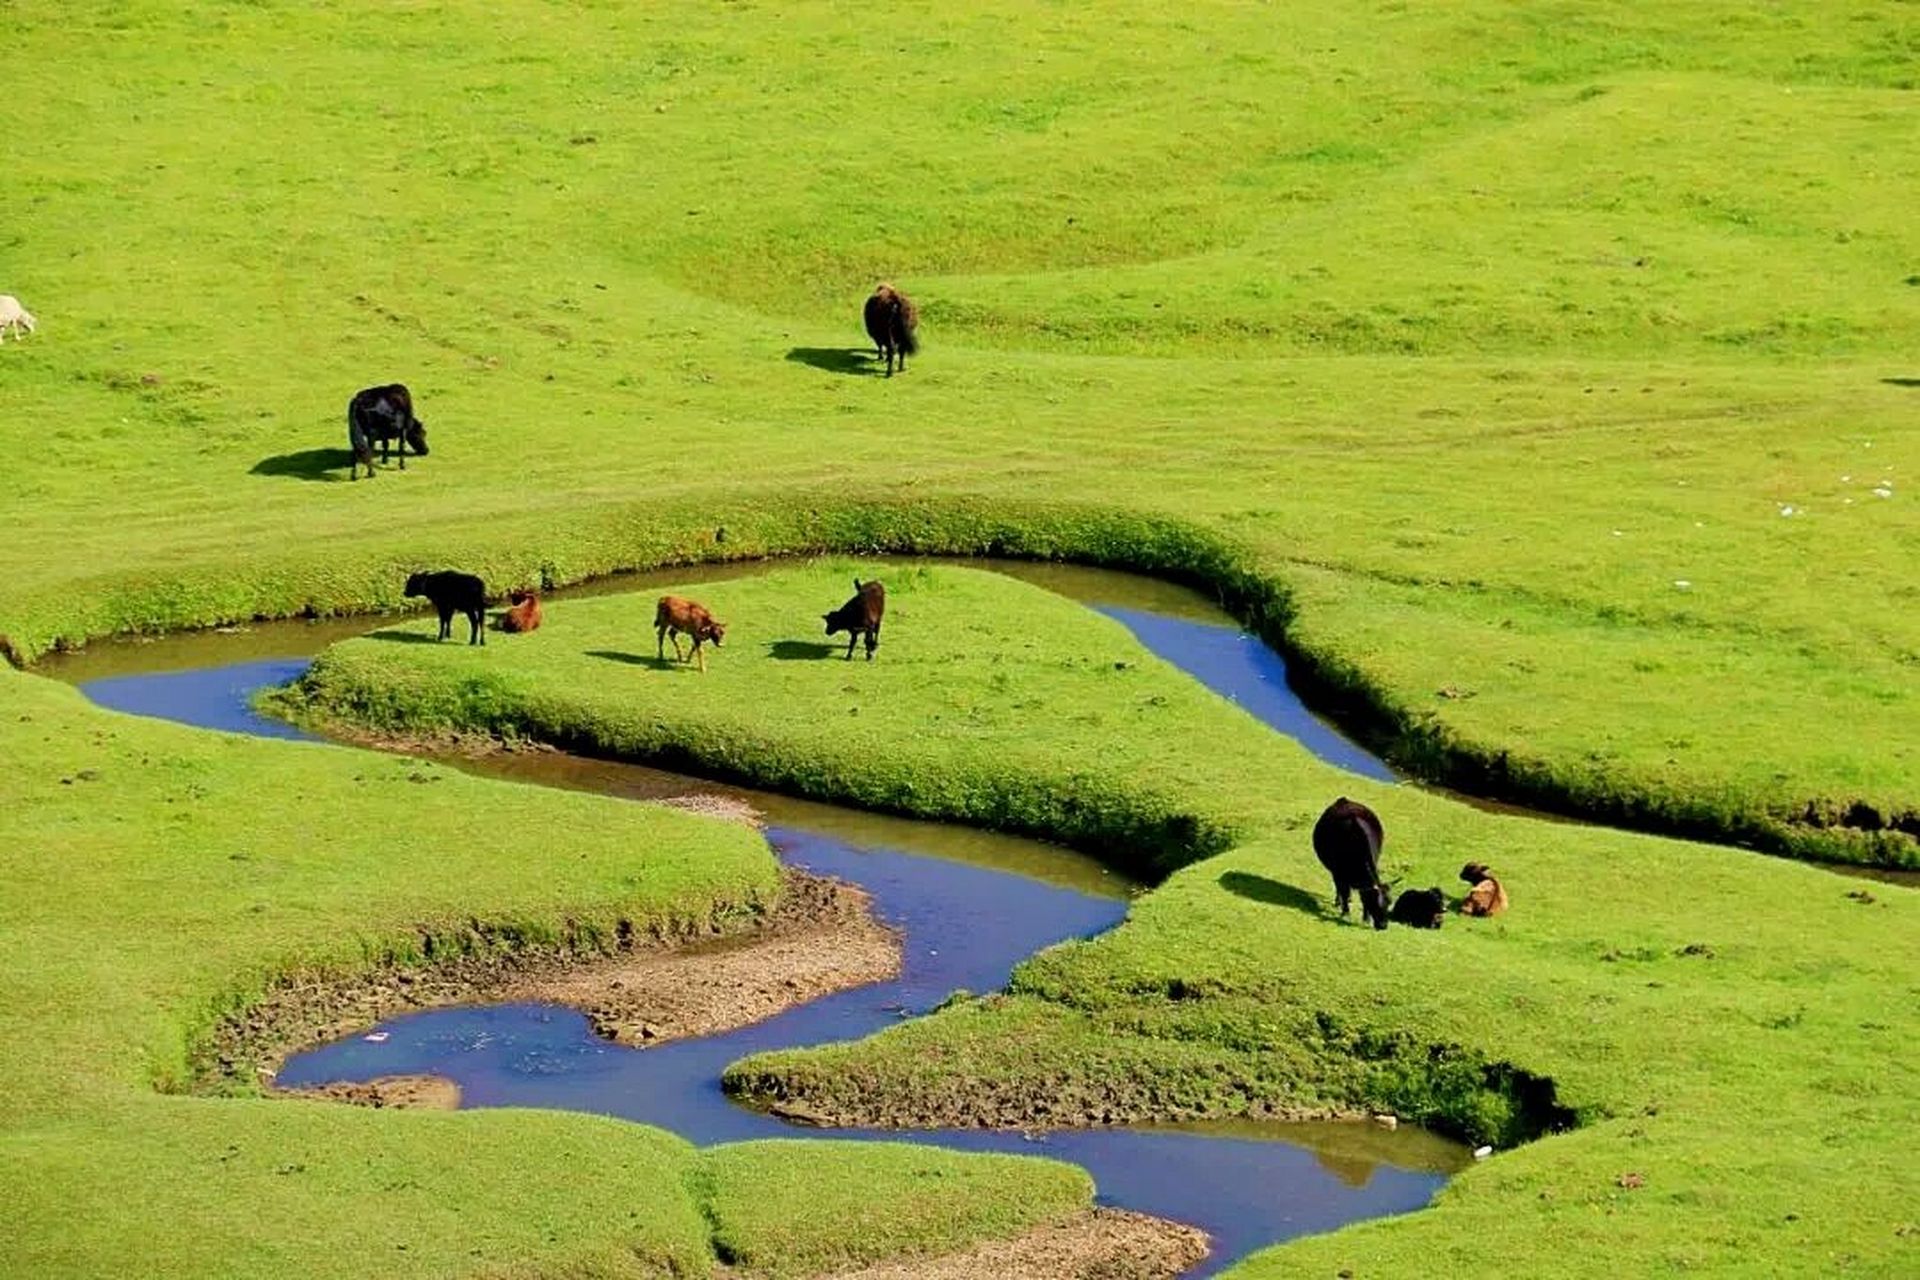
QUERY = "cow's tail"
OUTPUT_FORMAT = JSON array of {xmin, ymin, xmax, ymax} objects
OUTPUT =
[{"xmin": 896, "ymin": 311, "xmax": 920, "ymax": 356}]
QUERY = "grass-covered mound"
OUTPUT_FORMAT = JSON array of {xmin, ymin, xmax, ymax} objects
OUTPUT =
[
  {"xmin": 2, "ymin": 0, "xmax": 1915, "ymax": 868},
  {"xmin": 0, "ymin": 665, "xmax": 1095, "ymax": 1278},
  {"xmin": 285, "ymin": 565, "xmax": 1920, "ymax": 1277}
]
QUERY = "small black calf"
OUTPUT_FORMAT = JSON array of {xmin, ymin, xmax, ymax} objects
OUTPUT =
[
  {"xmin": 405, "ymin": 570, "xmax": 486, "ymax": 645},
  {"xmin": 1389, "ymin": 887, "xmax": 1446, "ymax": 929}
]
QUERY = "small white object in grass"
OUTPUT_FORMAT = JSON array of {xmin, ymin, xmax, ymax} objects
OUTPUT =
[
  {"xmin": 1474, "ymin": 1145, "xmax": 1494, "ymax": 1160},
  {"xmin": 363, "ymin": 1031, "xmax": 389, "ymax": 1043},
  {"xmin": 1841, "ymin": 475, "xmax": 1851, "ymax": 483},
  {"xmin": 1373, "ymin": 1114, "xmax": 1399, "ymax": 1130},
  {"xmin": 1779, "ymin": 504, "xmax": 1798, "ymax": 517},
  {"xmin": 1673, "ymin": 580, "xmax": 1692, "ymax": 590},
  {"xmin": 1611, "ymin": 529, "xmax": 1624, "ymax": 537},
  {"xmin": 1873, "ymin": 487, "xmax": 1893, "ymax": 498}
]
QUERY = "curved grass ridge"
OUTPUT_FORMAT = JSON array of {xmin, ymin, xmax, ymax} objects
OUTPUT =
[
  {"xmin": 18, "ymin": 494, "xmax": 1912, "ymax": 869},
  {"xmin": 279, "ymin": 563, "xmax": 1920, "ymax": 1275},
  {"xmin": 0, "ymin": 664, "xmax": 1097, "ymax": 1279}
]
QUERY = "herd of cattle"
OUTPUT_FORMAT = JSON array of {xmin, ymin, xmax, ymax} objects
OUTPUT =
[
  {"xmin": 7, "ymin": 281, "xmax": 1500, "ymax": 930},
  {"xmin": 1313, "ymin": 796, "xmax": 1509, "ymax": 929}
]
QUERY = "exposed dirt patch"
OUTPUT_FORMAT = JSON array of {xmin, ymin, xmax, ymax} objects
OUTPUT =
[
  {"xmin": 280, "ymin": 1074, "xmax": 461, "ymax": 1110},
  {"xmin": 202, "ymin": 869, "xmax": 897, "ymax": 1097},
  {"xmin": 655, "ymin": 791, "xmax": 766, "ymax": 827},
  {"xmin": 803, "ymin": 1209, "xmax": 1208, "ymax": 1280},
  {"xmin": 513, "ymin": 871, "xmax": 894, "ymax": 1045}
]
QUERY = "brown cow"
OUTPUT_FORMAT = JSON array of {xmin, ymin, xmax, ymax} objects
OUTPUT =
[
  {"xmin": 655, "ymin": 595, "xmax": 726, "ymax": 672},
  {"xmin": 1459, "ymin": 862, "xmax": 1509, "ymax": 917},
  {"xmin": 502, "ymin": 588, "xmax": 542, "ymax": 634}
]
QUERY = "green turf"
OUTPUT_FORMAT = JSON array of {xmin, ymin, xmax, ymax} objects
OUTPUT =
[
  {"xmin": 3, "ymin": 0, "xmax": 1918, "ymax": 1274},
  {"xmin": 0, "ymin": 666, "xmax": 1091, "ymax": 1278},
  {"xmin": 1, "ymin": 0, "xmax": 1914, "ymax": 867},
  {"xmin": 284, "ymin": 565, "xmax": 1920, "ymax": 1276}
]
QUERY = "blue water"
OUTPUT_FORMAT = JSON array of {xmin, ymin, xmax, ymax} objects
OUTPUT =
[
  {"xmin": 72, "ymin": 591, "xmax": 1446, "ymax": 1275},
  {"xmin": 1097, "ymin": 607, "xmax": 1398, "ymax": 783}
]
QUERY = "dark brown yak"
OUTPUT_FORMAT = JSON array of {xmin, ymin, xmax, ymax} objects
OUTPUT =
[{"xmin": 863, "ymin": 284, "xmax": 919, "ymax": 376}]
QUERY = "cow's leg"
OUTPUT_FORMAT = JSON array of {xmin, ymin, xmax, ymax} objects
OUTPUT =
[
  {"xmin": 694, "ymin": 639, "xmax": 706, "ymax": 673},
  {"xmin": 436, "ymin": 606, "xmax": 452, "ymax": 641},
  {"xmin": 864, "ymin": 628, "xmax": 878, "ymax": 660},
  {"xmin": 469, "ymin": 608, "xmax": 483, "ymax": 645},
  {"xmin": 1335, "ymin": 881, "xmax": 1351, "ymax": 917},
  {"xmin": 657, "ymin": 625, "xmax": 667, "ymax": 661},
  {"xmin": 845, "ymin": 634, "xmax": 857, "ymax": 660}
]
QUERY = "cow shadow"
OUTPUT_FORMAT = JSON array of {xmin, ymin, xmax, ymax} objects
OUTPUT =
[
  {"xmin": 364, "ymin": 629, "xmax": 440, "ymax": 645},
  {"xmin": 1218, "ymin": 871, "xmax": 1324, "ymax": 917},
  {"xmin": 785, "ymin": 347, "xmax": 881, "ymax": 377},
  {"xmin": 767, "ymin": 640, "xmax": 840, "ymax": 661},
  {"xmin": 250, "ymin": 447, "xmax": 355, "ymax": 482},
  {"xmin": 586, "ymin": 649, "xmax": 676, "ymax": 669},
  {"xmin": 1881, "ymin": 377, "xmax": 1920, "ymax": 388}
]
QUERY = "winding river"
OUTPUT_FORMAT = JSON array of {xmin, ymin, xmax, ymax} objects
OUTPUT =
[{"xmin": 47, "ymin": 561, "xmax": 1477, "ymax": 1277}]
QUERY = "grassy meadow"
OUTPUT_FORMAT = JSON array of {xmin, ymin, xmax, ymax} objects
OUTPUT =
[
  {"xmin": 286, "ymin": 566, "xmax": 1920, "ymax": 1276},
  {"xmin": 2, "ymin": 1, "xmax": 1917, "ymax": 1276}
]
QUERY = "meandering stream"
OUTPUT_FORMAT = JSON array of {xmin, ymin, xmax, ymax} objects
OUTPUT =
[{"xmin": 47, "ymin": 560, "xmax": 1479, "ymax": 1276}]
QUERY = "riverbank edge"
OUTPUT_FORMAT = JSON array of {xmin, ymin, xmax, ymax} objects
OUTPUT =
[{"xmin": 11, "ymin": 497, "xmax": 1910, "ymax": 870}]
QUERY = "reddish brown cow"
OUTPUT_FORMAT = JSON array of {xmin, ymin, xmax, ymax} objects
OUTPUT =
[
  {"xmin": 655, "ymin": 595, "xmax": 726, "ymax": 672},
  {"xmin": 502, "ymin": 588, "xmax": 543, "ymax": 634},
  {"xmin": 1459, "ymin": 862, "xmax": 1509, "ymax": 917}
]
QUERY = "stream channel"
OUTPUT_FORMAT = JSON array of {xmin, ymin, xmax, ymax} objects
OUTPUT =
[{"xmin": 49, "ymin": 560, "xmax": 1471, "ymax": 1277}]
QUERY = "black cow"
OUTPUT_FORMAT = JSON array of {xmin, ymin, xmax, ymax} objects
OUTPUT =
[
  {"xmin": 823, "ymin": 578, "xmax": 885, "ymax": 660},
  {"xmin": 405, "ymin": 570, "xmax": 486, "ymax": 644},
  {"xmin": 348, "ymin": 384, "xmax": 429, "ymax": 480},
  {"xmin": 862, "ymin": 285, "xmax": 919, "ymax": 377},
  {"xmin": 1389, "ymin": 887, "xmax": 1446, "ymax": 929},
  {"xmin": 1311, "ymin": 797, "xmax": 1391, "ymax": 929}
]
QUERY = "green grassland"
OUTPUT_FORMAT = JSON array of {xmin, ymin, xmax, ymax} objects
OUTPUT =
[
  {"xmin": 1, "ymin": 0, "xmax": 1916, "ymax": 865},
  {"xmin": 285, "ymin": 564, "xmax": 1920, "ymax": 1277},
  {"xmin": 0, "ymin": 664, "xmax": 1092, "ymax": 1278},
  {"xmin": 2, "ymin": 0, "xmax": 1918, "ymax": 1276}
]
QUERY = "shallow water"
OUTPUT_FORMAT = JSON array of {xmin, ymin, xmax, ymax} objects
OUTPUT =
[{"xmin": 55, "ymin": 563, "xmax": 1464, "ymax": 1276}]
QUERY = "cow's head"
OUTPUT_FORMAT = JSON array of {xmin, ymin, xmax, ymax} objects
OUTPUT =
[
  {"xmin": 404, "ymin": 417, "xmax": 429, "ymax": 456},
  {"xmin": 403, "ymin": 571, "xmax": 427, "ymax": 598},
  {"xmin": 1460, "ymin": 861, "xmax": 1492, "ymax": 885},
  {"xmin": 704, "ymin": 620, "xmax": 727, "ymax": 647},
  {"xmin": 1361, "ymin": 882, "xmax": 1392, "ymax": 930},
  {"xmin": 822, "ymin": 610, "xmax": 844, "ymax": 636},
  {"xmin": 508, "ymin": 588, "xmax": 537, "ymax": 605}
]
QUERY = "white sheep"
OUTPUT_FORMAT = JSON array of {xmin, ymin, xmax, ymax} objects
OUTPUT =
[{"xmin": 0, "ymin": 295, "xmax": 36, "ymax": 342}]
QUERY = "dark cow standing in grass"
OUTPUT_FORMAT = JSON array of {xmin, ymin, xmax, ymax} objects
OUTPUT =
[
  {"xmin": 823, "ymin": 578, "xmax": 885, "ymax": 660},
  {"xmin": 1389, "ymin": 887, "xmax": 1446, "ymax": 929},
  {"xmin": 655, "ymin": 595, "xmax": 726, "ymax": 672},
  {"xmin": 1312, "ymin": 796, "xmax": 1391, "ymax": 929},
  {"xmin": 405, "ymin": 570, "xmax": 486, "ymax": 645},
  {"xmin": 348, "ymin": 384, "xmax": 428, "ymax": 479},
  {"xmin": 863, "ymin": 284, "xmax": 919, "ymax": 377}
]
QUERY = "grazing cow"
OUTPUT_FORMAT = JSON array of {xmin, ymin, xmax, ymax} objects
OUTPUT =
[
  {"xmin": 405, "ymin": 570, "xmax": 486, "ymax": 644},
  {"xmin": 0, "ymin": 295, "xmax": 35, "ymax": 342},
  {"xmin": 655, "ymin": 595, "xmax": 726, "ymax": 672},
  {"xmin": 502, "ymin": 588, "xmax": 543, "ymax": 634},
  {"xmin": 1459, "ymin": 862, "xmax": 1509, "ymax": 917},
  {"xmin": 823, "ymin": 577, "xmax": 885, "ymax": 660},
  {"xmin": 1311, "ymin": 797, "xmax": 1391, "ymax": 929},
  {"xmin": 347, "ymin": 384, "xmax": 429, "ymax": 480},
  {"xmin": 863, "ymin": 284, "xmax": 919, "ymax": 376},
  {"xmin": 1389, "ymin": 887, "xmax": 1446, "ymax": 929}
]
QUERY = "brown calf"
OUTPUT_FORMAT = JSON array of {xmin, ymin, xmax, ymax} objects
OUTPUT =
[
  {"xmin": 1459, "ymin": 862, "xmax": 1509, "ymax": 917},
  {"xmin": 502, "ymin": 588, "xmax": 543, "ymax": 634},
  {"xmin": 655, "ymin": 595, "xmax": 727, "ymax": 672}
]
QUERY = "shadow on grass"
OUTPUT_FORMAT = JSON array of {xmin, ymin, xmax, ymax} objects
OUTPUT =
[
  {"xmin": 785, "ymin": 347, "xmax": 880, "ymax": 377},
  {"xmin": 364, "ymin": 630, "xmax": 440, "ymax": 645},
  {"xmin": 767, "ymin": 640, "xmax": 841, "ymax": 661},
  {"xmin": 1218, "ymin": 871, "xmax": 1325, "ymax": 917},
  {"xmin": 250, "ymin": 447, "xmax": 354, "ymax": 482},
  {"xmin": 587, "ymin": 649, "xmax": 677, "ymax": 669},
  {"xmin": 1881, "ymin": 377, "xmax": 1920, "ymax": 388}
]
